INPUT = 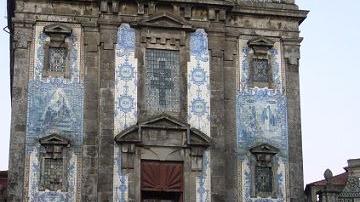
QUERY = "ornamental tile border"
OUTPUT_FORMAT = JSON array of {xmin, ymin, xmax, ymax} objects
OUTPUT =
[
  {"xmin": 113, "ymin": 24, "xmax": 137, "ymax": 202},
  {"xmin": 188, "ymin": 29, "xmax": 211, "ymax": 202}
]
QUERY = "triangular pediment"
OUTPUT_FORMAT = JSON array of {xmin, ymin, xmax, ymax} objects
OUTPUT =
[
  {"xmin": 39, "ymin": 133, "xmax": 70, "ymax": 146},
  {"xmin": 248, "ymin": 37, "xmax": 274, "ymax": 48},
  {"xmin": 115, "ymin": 114, "xmax": 211, "ymax": 147},
  {"xmin": 189, "ymin": 128, "xmax": 211, "ymax": 147},
  {"xmin": 115, "ymin": 125, "xmax": 140, "ymax": 143},
  {"xmin": 134, "ymin": 12, "xmax": 192, "ymax": 30},
  {"xmin": 250, "ymin": 143, "xmax": 279, "ymax": 155},
  {"xmin": 140, "ymin": 114, "xmax": 189, "ymax": 129},
  {"xmin": 44, "ymin": 24, "xmax": 72, "ymax": 35}
]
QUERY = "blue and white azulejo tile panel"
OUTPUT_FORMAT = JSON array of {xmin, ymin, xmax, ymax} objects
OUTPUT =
[
  {"xmin": 114, "ymin": 23, "xmax": 138, "ymax": 135},
  {"xmin": 26, "ymin": 24, "xmax": 83, "ymax": 202},
  {"xmin": 26, "ymin": 79, "xmax": 84, "ymax": 147},
  {"xmin": 237, "ymin": 39, "xmax": 288, "ymax": 201},
  {"xmin": 239, "ymin": 40, "xmax": 283, "ymax": 93},
  {"xmin": 188, "ymin": 29, "xmax": 211, "ymax": 202},
  {"xmin": 241, "ymin": 155, "xmax": 287, "ymax": 202},
  {"xmin": 237, "ymin": 89, "xmax": 288, "ymax": 201},
  {"xmin": 113, "ymin": 23, "xmax": 137, "ymax": 202},
  {"xmin": 236, "ymin": 89, "xmax": 288, "ymax": 157},
  {"xmin": 33, "ymin": 25, "xmax": 81, "ymax": 83},
  {"xmin": 28, "ymin": 148, "xmax": 78, "ymax": 201},
  {"xmin": 188, "ymin": 29, "xmax": 210, "ymax": 135}
]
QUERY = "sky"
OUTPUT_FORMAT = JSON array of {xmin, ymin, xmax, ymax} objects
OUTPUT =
[{"xmin": 0, "ymin": 0, "xmax": 359, "ymax": 187}]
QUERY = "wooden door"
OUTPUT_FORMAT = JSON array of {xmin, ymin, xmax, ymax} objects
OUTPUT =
[{"xmin": 141, "ymin": 161, "xmax": 183, "ymax": 202}]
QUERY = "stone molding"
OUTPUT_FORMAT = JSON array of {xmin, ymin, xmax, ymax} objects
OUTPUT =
[{"xmin": 115, "ymin": 114, "xmax": 211, "ymax": 171}]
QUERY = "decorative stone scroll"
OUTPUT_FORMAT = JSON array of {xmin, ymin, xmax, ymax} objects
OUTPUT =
[{"xmin": 188, "ymin": 29, "xmax": 211, "ymax": 202}]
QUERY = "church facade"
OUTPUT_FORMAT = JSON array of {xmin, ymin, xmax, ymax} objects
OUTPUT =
[{"xmin": 7, "ymin": 0, "xmax": 307, "ymax": 201}]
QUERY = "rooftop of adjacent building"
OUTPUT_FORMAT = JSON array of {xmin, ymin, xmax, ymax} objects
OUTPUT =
[{"xmin": 305, "ymin": 158, "xmax": 360, "ymax": 194}]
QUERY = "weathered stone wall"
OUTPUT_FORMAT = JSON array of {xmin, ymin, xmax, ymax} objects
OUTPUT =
[{"xmin": 8, "ymin": 0, "xmax": 307, "ymax": 201}]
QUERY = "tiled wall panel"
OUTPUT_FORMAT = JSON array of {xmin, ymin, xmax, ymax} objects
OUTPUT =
[
  {"xmin": 237, "ymin": 39, "xmax": 288, "ymax": 202},
  {"xmin": 113, "ymin": 24, "xmax": 137, "ymax": 202},
  {"xmin": 26, "ymin": 24, "xmax": 83, "ymax": 201},
  {"xmin": 188, "ymin": 29, "xmax": 211, "ymax": 202}
]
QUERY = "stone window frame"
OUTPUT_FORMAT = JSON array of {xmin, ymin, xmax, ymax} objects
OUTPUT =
[
  {"xmin": 43, "ymin": 24, "xmax": 72, "ymax": 78},
  {"xmin": 145, "ymin": 48, "xmax": 180, "ymax": 110},
  {"xmin": 39, "ymin": 134, "xmax": 70, "ymax": 192},
  {"xmin": 132, "ymin": 12, "xmax": 192, "ymax": 120},
  {"xmin": 248, "ymin": 37, "xmax": 275, "ymax": 89},
  {"xmin": 250, "ymin": 143, "xmax": 279, "ymax": 198}
]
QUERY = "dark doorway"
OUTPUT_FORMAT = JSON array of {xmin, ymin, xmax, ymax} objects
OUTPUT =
[
  {"xmin": 142, "ymin": 191, "xmax": 181, "ymax": 202},
  {"xmin": 141, "ymin": 161, "xmax": 183, "ymax": 202}
]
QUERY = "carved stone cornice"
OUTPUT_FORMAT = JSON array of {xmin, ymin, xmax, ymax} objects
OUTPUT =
[{"xmin": 232, "ymin": 5, "xmax": 308, "ymax": 24}]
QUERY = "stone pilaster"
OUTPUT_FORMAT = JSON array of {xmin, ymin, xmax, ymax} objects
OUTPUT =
[
  {"xmin": 223, "ymin": 36, "xmax": 239, "ymax": 201},
  {"xmin": 208, "ymin": 32, "xmax": 226, "ymax": 201},
  {"xmin": 97, "ymin": 24, "xmax": 117, "ymax": 201},
  {"xmin": 82, "ymin": 25, "xmax": 100, "ymax": 202},
  {"xmin": 8, "ymin": 24, "xmax": 33, "ymax": 202},
  {"xmin": 284, "ymin": 38, "xmax": 305, "ymax": 202}
]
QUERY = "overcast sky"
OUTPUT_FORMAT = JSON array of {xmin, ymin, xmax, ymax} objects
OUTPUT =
[{"xmin": 0, "ymin": 0, "xmax": 359, "ymax": 186}]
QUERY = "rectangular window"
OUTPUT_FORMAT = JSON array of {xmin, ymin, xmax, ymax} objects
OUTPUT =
[
  {"xmin": 48, "ymin": 47, "xmax": 67, "ymax": 72},
  {"xmin": 255, "ymin": 166, "xmax": 272, "ymax": 194},
  {"xmin": 41, "ymin": 158, "xmax": 63, "ymax": 191},
  {"xmin": 252, "ymin": 58, "xmax": 270, "ymax": 83},
  {"xmin": 145, "ymin": 49, "xmax": 180, "ymax": 113}
]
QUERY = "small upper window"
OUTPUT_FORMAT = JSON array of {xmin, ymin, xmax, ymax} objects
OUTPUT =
[
  {"xmin": 43, "ymin": 24, "xmax": 72, "ymax": 78},
  {"xmin": 48, "ymin": 47, "xmax": 67, "ymax": 73},
  {"xmin": 248, "ymin": 37, "xmax": 275, "ymax": 88},
  {"xmin": 251, "ymin": 58, "xmax": 271, "ymax": 84}
]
